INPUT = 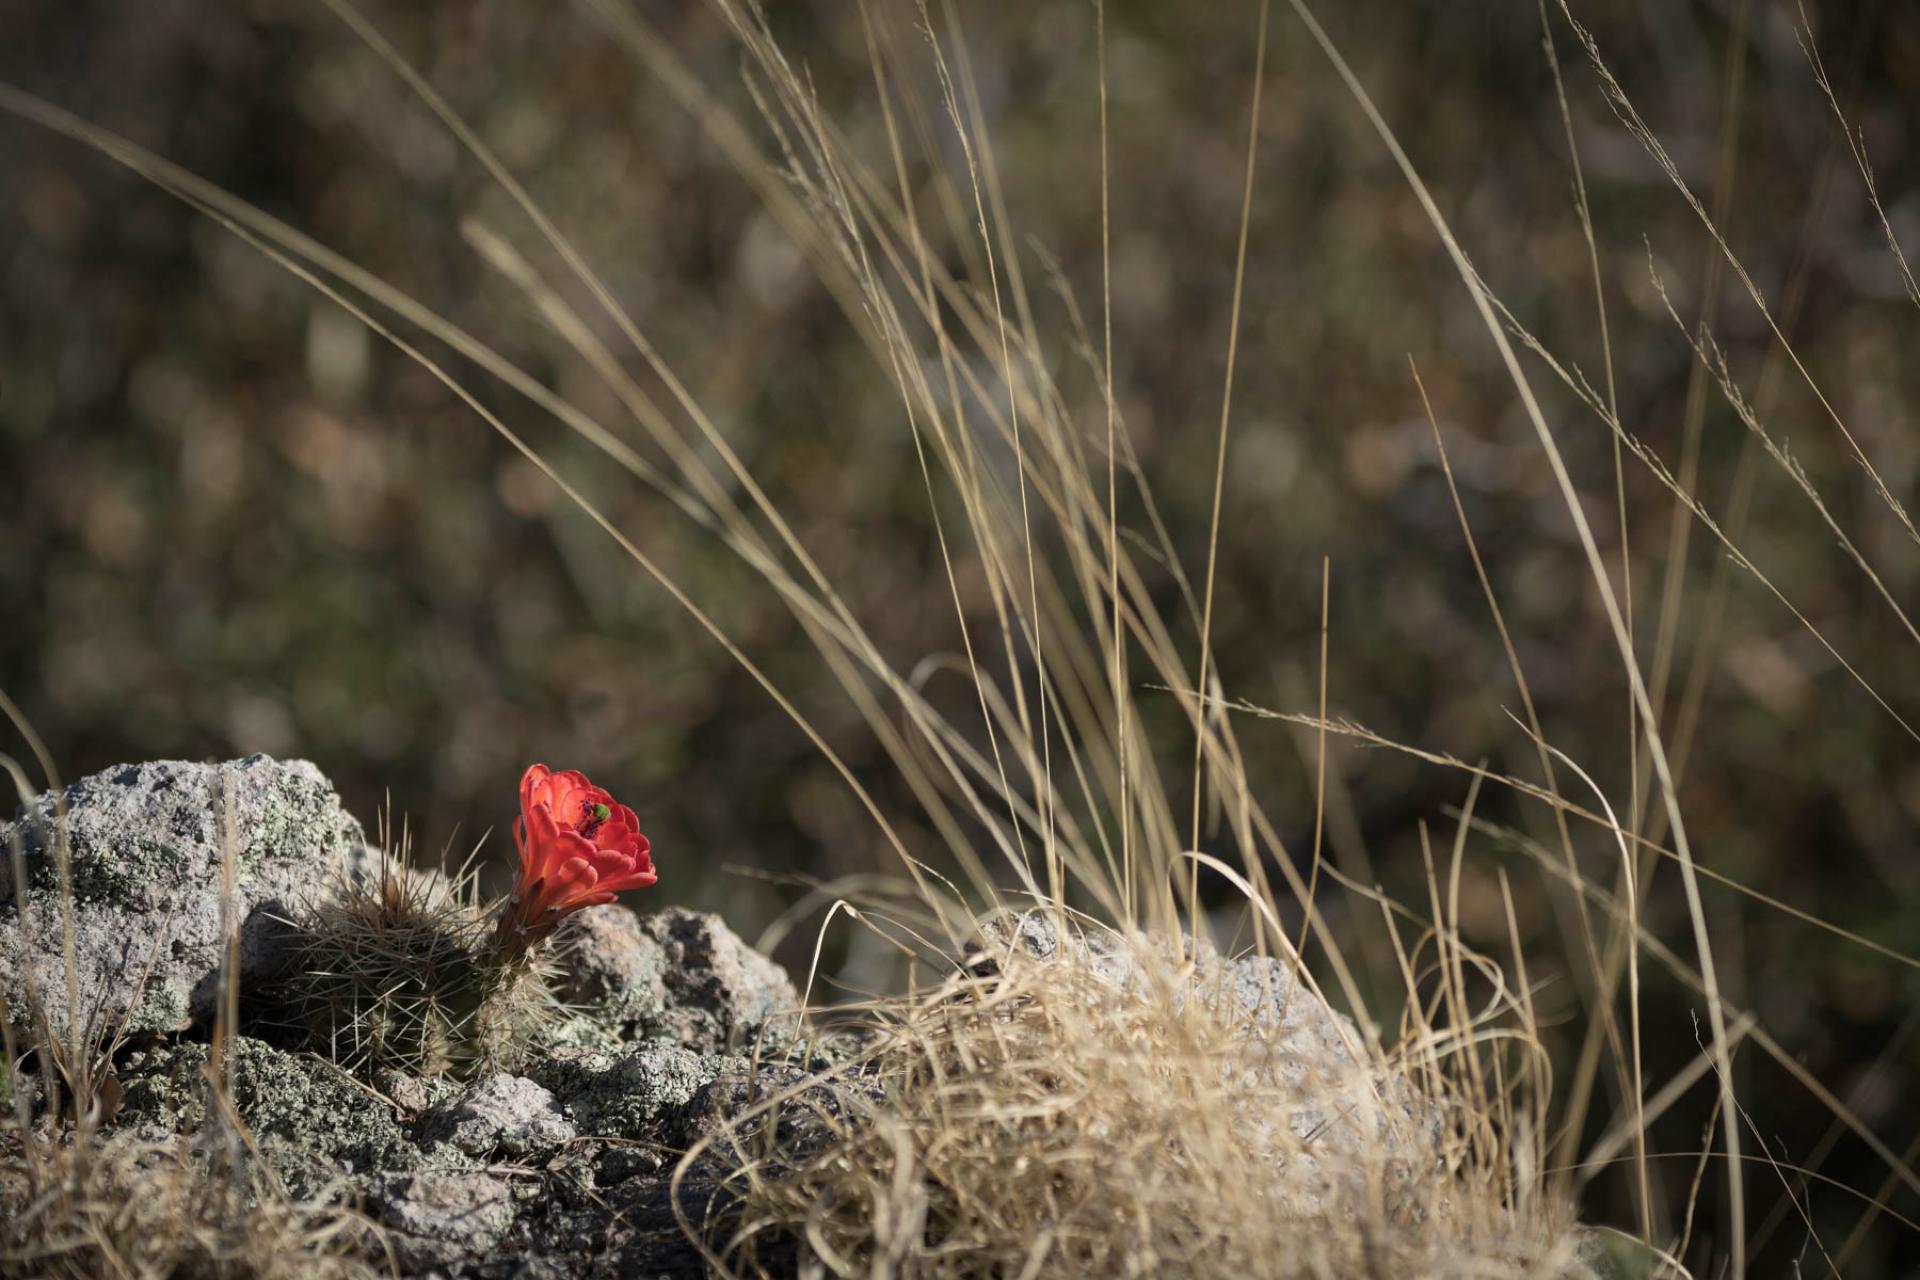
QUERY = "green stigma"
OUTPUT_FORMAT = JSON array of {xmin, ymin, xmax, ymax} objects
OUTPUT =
[{"xmin": 592, "ymin": 803, "xmax": 612, "ymax": 822}]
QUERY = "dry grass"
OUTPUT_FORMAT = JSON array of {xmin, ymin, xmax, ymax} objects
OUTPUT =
[
  {"xmin": 650, "ymin": 4, "xmax": 1628, "ymax": 1271},
  {"xmin": 700, "ymin": 914, "xmax": 1601, "ymax": 1279},
  {"xmin": 1, "ymin": 0, "xmax": 1917, "ymax": 1276},
  {"xmin": 0, "ymin": 1127, "xmax": 382, "ymax": 1280}
]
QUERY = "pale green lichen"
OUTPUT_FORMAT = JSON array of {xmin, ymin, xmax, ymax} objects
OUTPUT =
[
  {"xmin": 532, "ymin": 1044, "xmax": 746, "ymax": 1139},
  {"xmin": 2, "ymin": 820, "xmax": 174, "ymax": 904},
  {"xmin": 130, "ymin": 980, "xmax": 192, "ymax": 1034},
  {"xmin": 246, "ymin": 769, "xmax": 361, "ymax": 876},
  {"xmin": 119, "ymin": 1037, "xmax": 422, "ymax": 1198},
  {"xmin": 67, "ymin": 835, "xmax": 176, "ymax": 903}
]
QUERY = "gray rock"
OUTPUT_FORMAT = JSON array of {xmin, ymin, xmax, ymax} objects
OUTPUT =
[
  {"xmin": 532, "ymin": 1043, "xmax": 738, "ymax": 1140},
  {"xmin": 554, "ymin": 905, "xmax": 800, "ymax": 1053},
  {"xmin": 971, "ymin": 907, "xmax": 1216, "ymax": 987},
  {"xmin": 1194, "ymin": 953, "xmax": 1409, "ymax": 1157},
  {"xmin": 976, "ymin": 913, "xmax": 1366, "ymax": 1081},
  {"xmin": 686, "ymin": 1063, "xmax": 883, "ymax": 1162},
  {"xmin": 117, "ymin": 1035, "xmax": 418, "ymax": 1199},
  {"xmin": 374, "ymin": 1067, "xmax": 450, "ymax": 1119},
  {"xmin": 551, "ymin": 904, "xmax": 668, "ymax": 1027},
  {"xmin": 423, "ymin": 1072, "xmax": 576, "ymax": 1159},
  {"xmin": 1205, "ymin": 954, "xmax": 1368, "ymax": 1057},
  {"xmin": 0, "ymin": 756, "xmax": 365, "ymax": 1037},
  {"xmin": 592, "ymin": 1144, "xmax": 667, "ymax": 1184},
  {"xmin": 368, "ymin": 1170, "xmax": 516, "ymax": 1272},
  {"xmin": 970, "ymin": 911, "xmax": 1423, "ymax": 1193},
  {"xmin": 522, "ymin": 1172, "xmax": 736, "ymax": 1279}
]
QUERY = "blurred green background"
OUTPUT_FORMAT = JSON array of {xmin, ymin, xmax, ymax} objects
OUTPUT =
[{"xmin": 4, "ymin": 0, "xmax": 1919, "ymax": 1271}]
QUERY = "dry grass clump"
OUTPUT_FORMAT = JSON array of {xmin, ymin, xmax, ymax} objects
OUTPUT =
[
  {"xmin": 0, "ymin": 1127, "xmax": 380, "ymax": 1280},
  {"xmin": 9, "ymin": 0, "xmax": 1919, "ymax": 1270},
  {"xmin": 707, "ymin": 919, "xmax": 1596, "ymax": 1280}
]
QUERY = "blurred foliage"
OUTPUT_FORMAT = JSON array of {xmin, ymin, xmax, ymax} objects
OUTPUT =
[{"xmin": 4, "ymin": 0, "xmax": 1920, "ymax": 1272}]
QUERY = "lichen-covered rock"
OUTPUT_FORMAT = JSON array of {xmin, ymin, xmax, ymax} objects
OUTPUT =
[
  {"xmin": 0, "ymin": 755, "xmax": 823, "ymax": 1277},
  {"xmin": 423, "ymin": 1072, "xmax": 576, "ymax": 1159},
  {"xmin": 553, "ymin": 905, "xmax": 800, "ymax": 1053},
  {"xmin": 368, "ymin": 1170, "xmax": 516, "ymax": 1273},
  {"xmin": 118, "ymin": 1036, "xmax": 419, "ymax": 1198},
  {"xmin": 532, "ymin": 1043, "xmax": 741, "ymax": 1141},
  {"xmin": 0, "ymin": 756, "xmax": 365, "ymax": 1037}
]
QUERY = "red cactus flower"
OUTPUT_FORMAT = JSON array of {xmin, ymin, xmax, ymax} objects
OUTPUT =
[{"xmin": 497, "ymin": 763, "xmax": 655, "ymax": 951}]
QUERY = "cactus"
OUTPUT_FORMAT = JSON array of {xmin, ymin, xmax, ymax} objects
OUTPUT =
[{"xmin": 268, "ymin": 823, "xmax": 558, "ymax": 1080}]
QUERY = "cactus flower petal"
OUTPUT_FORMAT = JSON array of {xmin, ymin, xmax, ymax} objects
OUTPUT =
[{"xmin": 498, "ymin": 763, "xmax": 656, "ymax": 951}]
